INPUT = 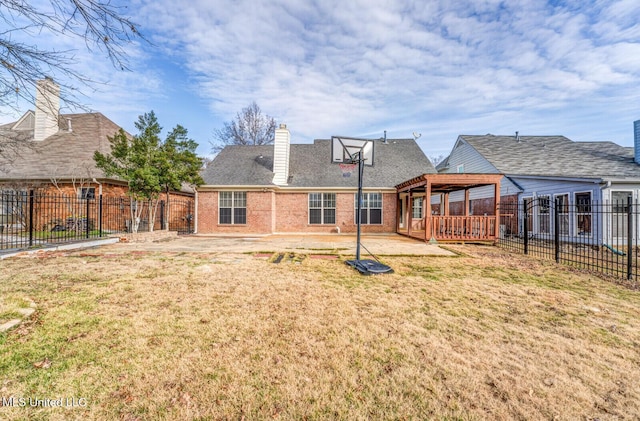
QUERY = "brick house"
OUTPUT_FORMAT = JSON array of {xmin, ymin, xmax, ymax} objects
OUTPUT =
[
  {"xmin": 0, "ymin": 78, "xmax": 194, "ymax": 232},
  {"xmin": 197, "ymin": 124, "xmax": 435, "ymax": 234}
]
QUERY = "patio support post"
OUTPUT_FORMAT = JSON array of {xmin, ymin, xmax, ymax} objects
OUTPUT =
[
  {"xmin": 407, "ymin": 189, "xmax": 413, "ymax": 237},
  {"xmin": 464, "ymin": 189, "xmax": 470, "ymax": 216},
  {"xmin": 396, "ymin": 195, "xmax": 401, "ymax": 231},
  {"xmin": 443, "ymin": 193, "xmax": 450, "ymax": 216},
  {"xmin": 425, "ymin": 179, "xmax": 432, "ymax": 241},
  {"xmin": 464, "ymin": 188, "xmax": 470, "ymax": 237}
]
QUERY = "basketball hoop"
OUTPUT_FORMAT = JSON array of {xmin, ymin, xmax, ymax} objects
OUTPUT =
[{"xmin": 339, "ymin": 163, "xmax": 357, "ymax": 177}]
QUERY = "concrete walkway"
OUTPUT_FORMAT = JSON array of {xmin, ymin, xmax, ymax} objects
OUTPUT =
[{"xmin": 100, "ymin": 233, "xmax": 455, "ymax": 256}]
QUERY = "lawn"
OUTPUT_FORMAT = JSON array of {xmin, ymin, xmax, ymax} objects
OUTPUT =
[{"xmin": 0, "ymin": 245, "xmax": 639, "ymax": 420}]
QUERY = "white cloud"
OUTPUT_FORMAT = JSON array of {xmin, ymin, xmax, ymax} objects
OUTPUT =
[{"xmin": 2, "ymin": 0, "xmax": 639, "ymax": 157}]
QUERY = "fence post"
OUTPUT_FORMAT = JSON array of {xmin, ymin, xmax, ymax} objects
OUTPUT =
[
  {"xmin": 99, "ymin": 194, "xmax": 103, "ymax": 237},
  {"xmin": 554, "ymin": 197, "xmax": 560, "ymax": 263},
  {"xmin": 28, "ymin": 190, "xmax": 34, "ymax": 247},
  {"xmin": 85, "ymin": 196, "xmax": 90, "ymax": 238},
  {"xmin": 627, "ymin": 195, "xmax": 633, "ymax": 281},
  {"xmin": 160, "ymin": 200, "xmax": 165, "ymax": 230},
  {"xmin": 523, "ymin": 201, "xmax": 528, "ymax": 255}
]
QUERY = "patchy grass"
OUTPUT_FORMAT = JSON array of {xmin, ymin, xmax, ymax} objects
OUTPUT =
[
  {"xmin": 0, "ymin": 245, "xmax": 639, "ymax": 420},
  {"xmin": 0, "ymin": 297, "xmax": 32, "ymax": 325}
]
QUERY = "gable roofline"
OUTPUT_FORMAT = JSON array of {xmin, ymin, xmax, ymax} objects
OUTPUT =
[
  {"xmin": 11, "ymin": 110, "xmax": 35, "ymax": 131},
  {"xmin": 456, "ymin": 134, "xmax": 640, "ymax": 179},
  {"xmin": 202, "ymin": 137, "xmax": 434, "ymax": 189}
]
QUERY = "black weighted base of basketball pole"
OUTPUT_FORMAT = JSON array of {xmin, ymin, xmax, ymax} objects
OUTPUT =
[{"xmin": 345, "ymin": 259, "xmax": 394, "ymax": 275}]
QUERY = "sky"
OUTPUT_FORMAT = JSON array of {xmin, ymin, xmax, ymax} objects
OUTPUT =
[{"xmin": 1, "ymin": 0, "xmax": 640, "ymax": 161}]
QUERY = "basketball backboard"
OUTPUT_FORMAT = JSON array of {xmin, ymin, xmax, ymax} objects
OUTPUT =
[{"xmin": 331, "ymin": 136, "xmax": 374, "ymax": 166}]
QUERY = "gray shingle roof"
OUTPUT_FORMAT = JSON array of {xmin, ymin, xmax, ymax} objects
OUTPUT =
[
  {"xmin": 201, "ymin": 138, "xmax": 434, "ymax": 188},
  {"xmin": 460, "ymin": 135, "xmax": 640, "ymax": 179},
  {"xmin": 0, "ymin": 112, "xmax": 122, "ymax": 180}
]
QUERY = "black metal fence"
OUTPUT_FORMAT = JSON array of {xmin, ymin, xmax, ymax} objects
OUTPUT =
[
  {"xmin": 498, "ymin": 197, "xmax": 639, "ymax": 283},
  {"xmin": 0, "ymin": 191, "xmax": 194, "ymax": 252}
]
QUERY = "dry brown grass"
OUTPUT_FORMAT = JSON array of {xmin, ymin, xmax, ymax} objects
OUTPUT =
[{"xmin": 1, "ymin": 245, "xmax": 639, "ymax": 420}]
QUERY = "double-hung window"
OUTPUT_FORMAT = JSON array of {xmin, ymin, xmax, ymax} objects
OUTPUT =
[
  {"xmin": 412, "ymin": 197, "xmax": 423, "ymax": 219},
  {"xmin": 79, "ymin": 187, "xmax": 95, "ymax": 200},
  {"xmin": 355, "ymin": 193, "xmax": 382, "ymax": 224},
  {"xmin": 575, "ymin": 192, "xmax": 592, "ymax": 236},
  {"xmin": 538, "ymin": 195, "xmax": 550, "ymax": 234},
  {"xmin": 555, "ymin": 193, "xmax": 569, "ymax": 235},
  {"xmin": 219, "ymin": 191, "xmax": 246, "ymax": 224},
  {"xmin": 309, "ymin": 193, "xmax": 336, "ymax": 224}
]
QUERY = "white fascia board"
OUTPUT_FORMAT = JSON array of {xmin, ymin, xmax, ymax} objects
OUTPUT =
[{"xmin": 507, "ymin": 174, "xmax": 603, "ymax": 183}]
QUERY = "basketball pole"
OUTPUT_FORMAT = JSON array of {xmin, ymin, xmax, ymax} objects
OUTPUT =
[{"xmin": 355, "ymin": 151, "xmax": 364, "ymax": 261}]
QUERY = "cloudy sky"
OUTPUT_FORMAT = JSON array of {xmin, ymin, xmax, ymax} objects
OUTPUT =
[{"xmin": 2, "ymin": 0, "xmax": 640, "ymax": 160}]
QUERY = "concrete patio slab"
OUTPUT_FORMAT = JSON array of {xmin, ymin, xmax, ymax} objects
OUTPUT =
[{"xmin": 99, "ymin": 233, "xmax": 455, "ymax": 256}]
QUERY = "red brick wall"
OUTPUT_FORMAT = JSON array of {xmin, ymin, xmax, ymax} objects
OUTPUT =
[
  {"xmin": 197, "ymin": 191, "xmax": 274, "ymax": 234},
  {"xmin": 275, "ymin": 192, "xmax": 396, "ymax": 233},
  {"xmin": 198, "ymin": 190, "xmax": 398, "ymax": 234}
]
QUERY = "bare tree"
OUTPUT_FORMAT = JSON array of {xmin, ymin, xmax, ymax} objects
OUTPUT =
[
  {"xmin": 211, "ymin": 101, "xmax": 276, "ymax": 152},
  {"xmin": 0, "ymin": 0, "xmax": 145, "ymax": 113},
  {"xmin": 50, "ymin": 163, "xmax": 94, "ymax": 232},
  {"xmin": 430, "ymin": 154, "xmax": 446, "ymax": 167}
]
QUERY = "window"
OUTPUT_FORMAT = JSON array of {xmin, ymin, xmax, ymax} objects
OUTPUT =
[
  {"xmin": 555, "ymin": 193, "xmax": 569, "ymax": 235},
  {"xmin": 457, "ymin": 164, "xmax": 464, "ymax": 173},
  {"xmin": 575, "ymin": 192, "xmax": 591, "ymax": 236},
  {"xmin": 523, "ymin": 197, "xmax": 533, "ymax": 234},
  {"xmin": 1, "ymin": 190, "xmax": 27, "ymax": 219},
  {"xmin": 355, "ymin": 193, "xmax": 382, "ymax": 225},
  {"xmin": 219, "ymin": 191, "xmax": 246, "ymax": 224},
  {"xmin": 612, "ymin": 191, "xmax": 632, "ymax": 239},
  {"xmin": 79, "ymin": 187, "xmax": 95, "ymax": 200},
  {"xmin": 412, "ymin": 197, "xmax": 423, "ymax": 219},
  {"xmin": 538, "ymin": 196, "xmax": 550, "ymax": 234},
  {"xmin": 309, "ymin": 193, "xmax": 336, "ymax": 224}
]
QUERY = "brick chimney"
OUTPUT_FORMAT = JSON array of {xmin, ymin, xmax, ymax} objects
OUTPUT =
[
  {"xmin": 34, "ymin": 77, "xmax": 60, "ymax": 141},
  {"xmin": 272, "ymin": 123, "xmax": 291, "ymax": 185}
]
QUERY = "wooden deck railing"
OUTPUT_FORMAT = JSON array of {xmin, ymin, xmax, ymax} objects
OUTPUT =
[{"xmin": 403, "ymin": 215, "xmax": 498, "ymax": 242}]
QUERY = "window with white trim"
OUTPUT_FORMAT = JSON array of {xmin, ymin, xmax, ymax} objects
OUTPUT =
[
  {"xmin": 555, "ymin": 193, "xmax": 569, "ymax": 235},
  {"xmin": 309, "ymin": 193, "xmax": 336, "ymax": 224},
  {"xmin": 575, "ymin": 192, "xmax": 591, "ymax": 236},
  {"xmin": 538, "ymin": 195, "xmax": 550, "ymax": 234},
  {"xmin": 412, "ymin": 197, "xmax": 423, "ymax": 219},
  {"xmin": 457, "ymin": 164, "xmax": 464, "ymax": 173},
  {"xmin": 354, "ymin": 193, "xmax": 382, "ymax": 225},
  {"xmin": 219, "ymin": 191, "xmax": 246, "ymax": 224},
  {"xmin": 79, "ymin": 187, "xmax": 95, "ymax": 200}
]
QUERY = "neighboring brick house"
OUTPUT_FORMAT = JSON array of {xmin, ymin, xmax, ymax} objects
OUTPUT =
[
  {"xmin": 0, "ymin": 78, "xmax": 194, "ymax": 232},
  {"xmin": 197, "ymin": 124, "xmax": 435, "ymax": 234}
]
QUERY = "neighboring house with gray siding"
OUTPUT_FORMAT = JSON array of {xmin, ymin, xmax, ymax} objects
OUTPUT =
[{"xmin": 437, "ymin": 133, "xmax": 640, "ymax": 245}]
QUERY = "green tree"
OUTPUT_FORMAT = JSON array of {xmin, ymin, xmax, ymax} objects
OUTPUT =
[
  {"xmin": 212, "ymin": 101, "xmax": 276, "ymax": 152},
  {"xmin": 94, "ymin": 111, "xmax": 203, "ymax": 232},
  {"xmin": 157, "ymin": 124, "xmax": 204, "ymax": 228}
]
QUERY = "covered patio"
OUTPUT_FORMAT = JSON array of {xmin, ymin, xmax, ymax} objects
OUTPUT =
[{"xmin": 396, "ymin": 173, "xmax": 503, "ymax": 243}]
